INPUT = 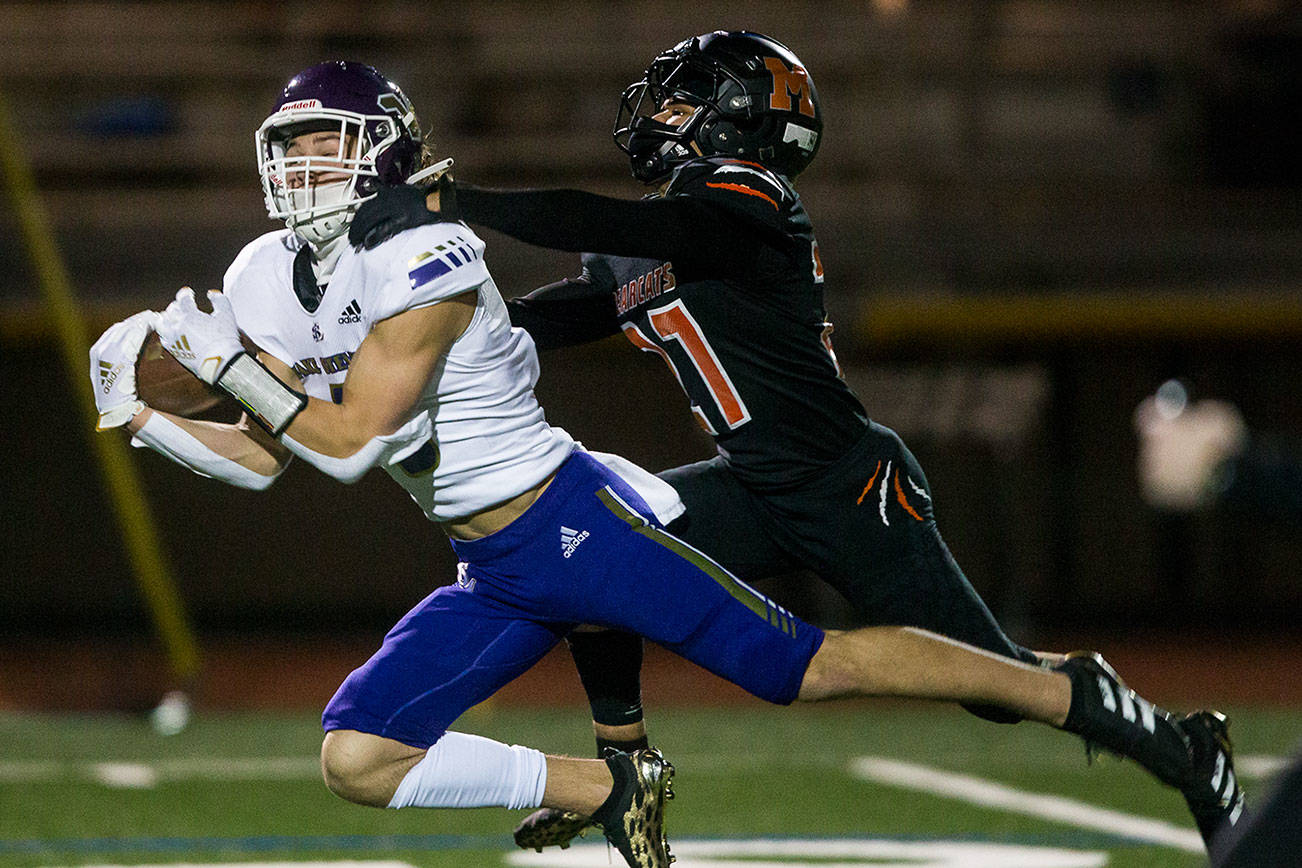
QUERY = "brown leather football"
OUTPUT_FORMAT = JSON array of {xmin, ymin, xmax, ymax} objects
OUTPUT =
[{"xmin": 136, "ymin": 331, "xmax": 262, "ymax": 422}]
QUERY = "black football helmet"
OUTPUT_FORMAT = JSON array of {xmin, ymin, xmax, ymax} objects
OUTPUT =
[{"xmin": 614, "ymin": 31, "xmax": 823, "ymax": 184}]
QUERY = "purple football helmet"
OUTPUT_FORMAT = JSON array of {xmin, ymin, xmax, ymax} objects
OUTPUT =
[{"xmin": 257, "ymin": 61, "xmax": 428, "ymax": 244}]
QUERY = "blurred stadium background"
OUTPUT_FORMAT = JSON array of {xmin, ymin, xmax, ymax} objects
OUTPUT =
[{"xmin": 2, "ymin": 1, "xmax": 1301, "ymax": 866}]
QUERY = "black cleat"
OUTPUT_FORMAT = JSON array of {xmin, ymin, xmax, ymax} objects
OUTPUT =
[
  {"xmin": 1054, "ymin": 651, "xmax": 1192, "ymax": 789},
  {"xmin": 1178, "ymin": 710, "xmax": 1246, "ymax": 850},
  {"xmin": 592, "ymin": 748, "xmax": 675, "ymax": 867},
  {"xmin": 512, "ymin": 807, "xmax": 596, "ymax": 852}
]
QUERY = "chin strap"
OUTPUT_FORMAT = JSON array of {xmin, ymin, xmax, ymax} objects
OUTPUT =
[
  {"xmin": 217, "ymin": 353, "xmax": 308, "ymax": 436},
  {"xmin": 406, "ymin": 157, "xmax": 454, "ymax": 187}
]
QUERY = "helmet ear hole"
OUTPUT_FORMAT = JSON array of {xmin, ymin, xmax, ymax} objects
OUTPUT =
[{"xmin": 705, "ymin": 121, "xmax": 736, "ymax": 153}]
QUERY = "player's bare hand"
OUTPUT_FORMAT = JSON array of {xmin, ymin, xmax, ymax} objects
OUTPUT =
[
  {"xmin": 157, "ymin": 287, "xmax": 246, "ymax": 385},
  {"xmin": 1134, "ymin": 385, "xmax": 1247, "ymax": 511},
  {"xmin": 89, "ymin": 309, "xmax": 158, "ymax": 430},
  {"xmin": 349, "ymin": 175, "xmax": 455, "ymax": 250}
]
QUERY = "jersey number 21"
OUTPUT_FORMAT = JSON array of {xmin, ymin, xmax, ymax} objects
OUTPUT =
[{"xmin": 622, "ymin": 299, "xmax": 752, "ymax": 436}]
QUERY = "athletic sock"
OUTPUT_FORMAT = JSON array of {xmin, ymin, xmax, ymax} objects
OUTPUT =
[
  {"xmin": 1059, "ymin": 658, "xmax": 1192, "ymax": 788},
  {"xmin": 387, "ymin": 731, "xmax": 546, "ymax": 810},
  {"xmin": 567, "ymin": 630, "xmax": 645, "ymax": 727}
]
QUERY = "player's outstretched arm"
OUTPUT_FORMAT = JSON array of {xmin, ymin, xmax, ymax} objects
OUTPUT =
[
  {"xmin": 505, "ymin": 273, "xmax": 621, "ymax": 351},
  {"xmin": 125, "ymin": 405, "xmax": 291, "ymax": 488},
  {"xmin": 352, "ymin": 178, "xmax": 758, "ymax": 276}
]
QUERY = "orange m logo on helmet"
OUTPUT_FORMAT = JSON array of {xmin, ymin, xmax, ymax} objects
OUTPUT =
[{"xmin": 764, "ymin": 57, "xmax": 816, "ymax": 117}]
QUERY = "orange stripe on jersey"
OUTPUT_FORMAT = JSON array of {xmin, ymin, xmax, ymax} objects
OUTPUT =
[
  {"xmin": 893, "ymin": 471, "xmax": 924, "ymax": 521},
  {"xmin": 856, "ymin": 460, "xmax": 883, "ymax": 506},
  {"xmin": 705, "ymin": 181, "xmax": 779, "ymax": 210}
]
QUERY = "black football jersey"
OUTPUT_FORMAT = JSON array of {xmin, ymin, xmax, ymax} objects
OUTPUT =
[{"xmin": 582, "ymin": 157, "xmax": 868, "ymax": 490}]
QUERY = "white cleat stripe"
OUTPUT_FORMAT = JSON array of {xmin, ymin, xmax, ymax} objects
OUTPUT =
[
  {"xmin": 1138, "ymin": 700, "xmax": 1156, "ymax": 734},
  {"xmin": 1119, "ymin": 691, "xmax": 1137, "ymax": 723},
  {"xmin": 1097, "ymin": 676, "xmax": 1118, "ymax": 713}
]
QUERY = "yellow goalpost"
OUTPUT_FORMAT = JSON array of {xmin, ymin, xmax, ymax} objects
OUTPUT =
[{"xmin": 0, "ymin": 88, "xmax": 201, "ymax": 689}]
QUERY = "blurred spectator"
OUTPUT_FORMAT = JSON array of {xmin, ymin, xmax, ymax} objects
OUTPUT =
[{"xmin": 1135, "ymin": 381, "xmax": 1302, "ymax": 517}]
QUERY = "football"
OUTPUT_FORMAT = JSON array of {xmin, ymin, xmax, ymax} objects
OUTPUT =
[{"xmin": 136, "ymin": 330, "xmax": 262, "ymax": 421}]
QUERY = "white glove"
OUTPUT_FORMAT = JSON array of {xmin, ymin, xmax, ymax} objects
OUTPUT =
[
  {"xmin": 157, "ymin": 287, "xmax": 246, "ymax": 385},
  {"xmin": 89, "ymin": 309, "xmax": 158, "ymax": 430}
]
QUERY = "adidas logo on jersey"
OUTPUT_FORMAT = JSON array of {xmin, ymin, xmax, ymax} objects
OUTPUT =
[
  {"xmin": 560, "ymin": 525, "xmax": 589, "ymax": 558},
  {"xmin": 168, "ymin": 335, "xmax": 196, "ymax": 361},
  {"xmin": 338, "ymin": 299, "xmax": 362, "ymax": 324}
]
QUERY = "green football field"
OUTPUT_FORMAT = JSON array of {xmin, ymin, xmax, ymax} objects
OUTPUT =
[{"xmin": 2, "ymin": 704, "xmax": 1297, "ymax": 868}]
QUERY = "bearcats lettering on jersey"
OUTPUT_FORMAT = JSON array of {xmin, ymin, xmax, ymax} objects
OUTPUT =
[
  {"xmin": 585, "ymin": 155, "xmax": 868, "ymax": 490},
  {"xmin": 615, "ymin": 262, "xmax": 675, "ymax": 315}
]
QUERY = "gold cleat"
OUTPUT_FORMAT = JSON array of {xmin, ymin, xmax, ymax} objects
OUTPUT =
[
  {"xmin": 512, "ymin": 808, "xmax": 596, "ymax": 852},
  {"xmin": 597, "ymin": 748, "xmax": 675, "ymax": 868}
]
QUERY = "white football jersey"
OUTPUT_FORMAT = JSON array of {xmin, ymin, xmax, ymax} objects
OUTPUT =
[{"xmin": 222, "ymin": 223, "xmax": 576, "ymax": 521}]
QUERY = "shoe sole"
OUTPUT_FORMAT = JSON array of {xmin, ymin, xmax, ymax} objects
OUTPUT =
[{"xmin": 514, "ymin": 810, "xmax": 595, "ymax": 852}]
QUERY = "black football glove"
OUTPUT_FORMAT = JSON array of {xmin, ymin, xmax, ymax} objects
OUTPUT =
[{"xmin": 350, "ymin": 175, "xmax": 460, "ymax": 250}]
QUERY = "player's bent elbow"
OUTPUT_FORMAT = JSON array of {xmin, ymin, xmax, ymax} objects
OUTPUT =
[
  {"xmin": 283, "ymin": 416, "xmax": 428, "ymax": 484},
  {"xmin": 321, "ymin": 458, "xmax": 372, "ymax": 485}
]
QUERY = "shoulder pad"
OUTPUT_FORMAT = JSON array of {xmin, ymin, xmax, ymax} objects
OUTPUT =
[
  {"xmin": 666, "ymin": 156, "xmax": 791, "ymax": 213},
  {"xmin": 223, "ymin": 229, "xmax": 298, "ymax": 300},
  {"xmin": 358, "ymin": 222, "xmax": 491, "ymax": 323},
  {"xmin": 579, "ymin": 252, "xmax": 618, "ymax": 290}
]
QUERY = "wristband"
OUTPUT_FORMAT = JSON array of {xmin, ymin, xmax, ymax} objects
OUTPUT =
[{"xmin": 216, "ymin": 352, "xmax": 308, "ymax": 436}]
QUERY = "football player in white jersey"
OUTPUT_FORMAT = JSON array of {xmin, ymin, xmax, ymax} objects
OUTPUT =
[{"xmin": 87, "ymin": 62, "xmax": 1235, "ymax": 867}]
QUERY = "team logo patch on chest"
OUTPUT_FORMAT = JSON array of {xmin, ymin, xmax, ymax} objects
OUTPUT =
[{"xmin": 615, "ymin": 262, "xmax": 675, "ymax": 315}]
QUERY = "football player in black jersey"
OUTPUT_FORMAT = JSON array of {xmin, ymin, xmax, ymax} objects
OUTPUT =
[{"xmin": 351, "ymin": 30, "xmax": 1243, "ymax": 854}]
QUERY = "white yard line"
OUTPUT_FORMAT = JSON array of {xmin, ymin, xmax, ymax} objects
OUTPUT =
[
  {"xmin": 508, "ymin": 838, "xmax": 1107, "ymax": 867},
  {"xmin": 0, "ymin": 760, "xmax": 61, "ymax": 782},
  {"xmin": 153, "ymin": 756, "xmax": 321, "ymax": 780},
  {"xmin": 849, "ymin": 756, "xmax": 1204, "ymax": 853},
  {"xmin": 0, "ymin": 756, "xmax": 320, "ymax": 788},
  {"xmin": 1238, "ymin": 753, "xmax": 1290, "ymax": 778},
  {"xmin": 88, "ymin": 763, "xmax": 159, "ymax": 789},
  {"xmin": 65, "ymin": 862, "xmax": 414, "ymax": 868}
]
